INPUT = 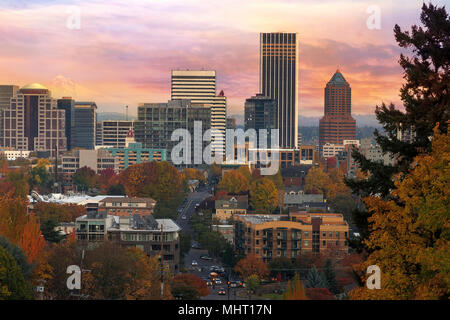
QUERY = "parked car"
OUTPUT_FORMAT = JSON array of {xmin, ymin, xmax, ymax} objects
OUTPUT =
[
  {"xmin": 191, "ymin": 260, "xmax": 198, "ymax": 266},
  {"xmin": 181, "ymin": 215, "xmax": 187, "ymax": 220},
  {"xmin": 218, "ymin": 288, "xmax": 226, "ymax": 295},
  {"xmin": 200, "ymin": 255, "xmax": 212, "ymax": 260}
]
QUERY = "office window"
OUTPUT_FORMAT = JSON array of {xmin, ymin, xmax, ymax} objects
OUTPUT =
[
  {"xmin": 322, "ymin": 240, "xmax": 326, "ymax": 246},
  {"xmin": 304, "ymin": 240, "xmax": 309, "ymax": 246}
]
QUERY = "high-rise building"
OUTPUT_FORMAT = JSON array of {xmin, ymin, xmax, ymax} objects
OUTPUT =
[
  {"xmin": 260, "ymin": 32, "xmax": 299, "ymax": 148},
  {"xmin": 319, "ymin": 70, "xmax": 356, "ymax": 154},
  {"xmin": 1, "ymin": 83, "xmax": 67, "ymax": 156},
  {"xmin": 244, "ymin": 94, "xmax": 277, "ymax": 147},
  {"xmin": 96, "ymin": 120, "xmax": 134, "ymax": 148},
  {"xmin": 171, "ymin": 70, "xmax": 226, "ymax": 156},
  {"xmin": 57, "ymin": 97, "xmax": 75, "ymax": 150},
  {"xmin": 73, "ymin": 101, "xmax": 97, "ymax": 149},
  {"xmin": 0, "ymin": 85, "xmax": 19, "ymax": 146},
  {"xmin": 134, "ymin": 99, "xmax": 211, "ymax": 165}
]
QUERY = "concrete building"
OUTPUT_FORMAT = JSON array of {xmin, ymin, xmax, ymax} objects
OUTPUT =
[
  {"xmin": 171, "ymin": 70, "xmax": 227, "ymax": 157},
  {"xmin": 98, "ymin": 197, "xmax": 157, "ymax": 216},
  {"xmin": 260, "ymin": 32, "xmax": 299, "ymax": 148},
  {"xmin": 73, "ymin": 101, "xmax": 97, "ymax": 149},
  {"xmin": 233, "ymin": 212, "xmax": 349, "ymax": 263},
  {"xmin": 61, "ymin": 148, "xmax": 119, "ymax": 190},
  {"xmin": 135, "ymin": 99, "xmax": 211, "ymax": 165},
  {"xmin": 319, "ymin": 70, "xmax": 356, "ymax": 154},
  {"xmin": 1, "ymin": 83, "xmax": 67, "ymax": 156},
  {"xmin": 299, "ymin": 145, "xmax": 315, "ymax": 165},
  {"xmin": 76, "ymin": 211, "xmax": 181, "ymax": 273},
  {"xmin": 283, "ymin": 193, "xmax": 325, "ymax": 210},
  {"xmin": 0, "ymin": 85, "xmax": 19, "ymax": 145},
  {"xmin": 211, "ymin": 224, "xmax": 234, "ymax": 245},
  {"xmin": 0, "ymin": 149, "xmax": 31, "ymax": 160},
  {"xmin": 96, "ymin": 120, "xmax": 134, "ymax": 148}
]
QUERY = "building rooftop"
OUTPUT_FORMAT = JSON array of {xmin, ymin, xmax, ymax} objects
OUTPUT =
[{"xmin": 21, "ymin": 83, "xmax": 48, "ymax": 90}]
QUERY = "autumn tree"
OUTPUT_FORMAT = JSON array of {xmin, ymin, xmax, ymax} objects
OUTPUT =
[
  {"xmin": 120, "ymin": 161, "xmax": 182, "ymax": 202},
  {"xmin": 234, "ymin": 255, "xmax": 269, "ymax": 280},
  {"xmin": 345, "ymin": 3, "xmax": 450, "ymax": 247},
  {"xmin": 350, "ymin": 127, "xmax": 450, "ymax": 300},
  {"xmin": 217, "ymin": 170, "xmax": 250, "ymax": 194},
  {"xmin": 249, "ymin": 178, "xmax": 278, "ymax": 213},
  {"xmin": 245, "ymin": 274, "xmax": 260, "ymax": 300},
  {"xmin": 0, "ymin": 236, "xmax": 33, "ymax": 280},
  {"xmin": 18, "ymin": 213, "xmax": 46, "ymax": 264},
  {"xmin": 304, "ymin": 166, "xmax": 331, "ymax": 196},
  {"xmin": 72, "ymin": 166, "xmax": 98, "ymax": 192},
  {"xmin": 183, "ymin": 168, "xmax": 206, "ymax": 184},
  {"xmin": 283, "ymin": 273, "xmax": 307, "ymax": 300},
  {"xmin": 0, "ymin": 194, "xmax": 28, "ymax": 244},
  {"xmin": 29, "ymin": 158, "xmax": 52, "ymax": 192},
  {"xmin": 171, "ymin": 274, "xmax": 210, "ymax": 299}
]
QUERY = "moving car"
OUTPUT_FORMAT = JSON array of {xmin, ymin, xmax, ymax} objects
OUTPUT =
[
  {"xmin": 181, "ymin": 215, "xmax": 187, "ymax": 220},
  {"xmin": 218, "ymin": 288, "xmax": 226, "ymax": 295},
  {"xmin": 191, "ymin": 260, "xmax": 198, "ymax": 266},
  {"xmin": 214, "ymin": 279, "xmax": 222, "ymax": 285},
  {"xmin": 200, "ymin": 255, "xmax": 212, "ymax": 260}
]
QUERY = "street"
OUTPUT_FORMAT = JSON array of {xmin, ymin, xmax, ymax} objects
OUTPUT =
[{"xmin": 175, "ymin": 187, "xmax": 247, "ymax": 300}]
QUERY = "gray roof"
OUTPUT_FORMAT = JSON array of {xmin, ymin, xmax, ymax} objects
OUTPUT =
[{"xmin": 284, "ymin": 194, "xmax": 324, "ymax": 205}]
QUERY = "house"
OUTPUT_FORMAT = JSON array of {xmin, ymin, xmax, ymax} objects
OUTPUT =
[
  {"xmin": 98, "ymin": 197, "xmax": 156, "ymax": 216},
  {"xmin": 214, "ymin": 195, "xmax": 248, "ymax": 220},
  {"xmin": 283, "ymin": 193, "xmax": 324, "ymax": 209}
]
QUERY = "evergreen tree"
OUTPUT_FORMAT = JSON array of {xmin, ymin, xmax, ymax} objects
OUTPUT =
[
  {"xmin": 322, "ymin": 259, "xmax": 339, "ymax": 294},
  {"xmin": 305, "ymin": 266, "xmax": 328, "ymax": 288},
  {"xmin": 0, "ymin": 236, "xmax": 33, "ymax": 280},
  {"xmin": 345, "ymin": 3, "xmax": 450, "ymax": 247},
  {"xmin": 0, "ymin": 246, "xmax": 34, "ymax": 300},
  {"xmin": 40, "ymin": 218, "xmax": 64, "ymax": 243}
]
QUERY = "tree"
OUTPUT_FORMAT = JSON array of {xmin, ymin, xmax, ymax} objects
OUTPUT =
[
  {"xmin": 283, "ymin": 273, "xmax": 307, "ymax": 300},
  {"xmin": 245, "ymin": 274, "xmax": 260, "ymax": 300},
  {"xmin": 5, "ymin": 169, "xmax": 30, "ymax": 199},
  {"xmin": 29, "ymin": 158, "xmax": 52, "ymax": 192},
  {"xmin": 268, "ymin": 257, "xmax": 295, "ymax": 280},
  {"xmin": 18, "ymin": 213, "xmax": 46, "ymax": 264},
  {"xmin": 0, "ymin": 246, "xmax": 33, "ymax": 300},
  {"xmin": 0, "ymin": 193, "xmax": 28, "ymax": 244},
  {"xmin": 305, "ymin": 288, "xmax": 335, "ymax": 300},
  {"xmin": 345, "ymin": 3, "xmax": 450, "ymax": 247},
  {"xmin": 323, "ymin": 259, "xmax": 340, "ymax": 294},
  {"xmin": 72, "ymin": 166, "xmax": 98, "ymax": 191},
  {"xmin": 40, "ymin": 218, "xmax": 64, "ymax": 243},
  {"xmin": 171, "ymin": 274, "xmax": 209, "ymax": 299},
  {"xmin": 350, "ymin": 127, "xmax": 450, "ymax": 300},
  {"xmin": 0, "ymin": 236, "xmax": 33, "ymax": 280},
  {"xmin": 183, "ymin": 168, "xmax": 206, "ymax": 184},
  {"xmin": 120, "ymin": 161, "xmax": 183, "ymax": 202},
  {"xmin": 304, "ymin": 166, "xmax": 331, "ymax": 196},
  {"xmin": 249, "ymin": 178, "xmax": 278, "ymax": 213},
  {"xmin": 217, "ymin": 170, "xmax": 250, "ymax": 194},
  {"xmin": 305, "ymin": 266, "xmax": 328, "ymax": 289},
  {"xmin": 234, "ymin": 255, "xmax": 269, "ymax": 280}
]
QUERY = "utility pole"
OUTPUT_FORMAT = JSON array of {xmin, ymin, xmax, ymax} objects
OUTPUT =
[{"xmin": 160, "ymin": 223, "xmax": 164, "ymax": 298}]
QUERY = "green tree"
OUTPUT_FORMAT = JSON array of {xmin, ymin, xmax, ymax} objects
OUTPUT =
[
  {"xmin": 283, "ymin": 273, "xmax": 307, "ymax": 300},
  {"xmin": 0, "ymin": 236, "xmax": 33, "ymax": 280},
  {"xmin": 245, "ymin": 274, "xmax": 260, "ymax": 300},
  {"xmin": 0, "ymin": 246, "xmax": 33, "ymax": 300},
  {"xmin": 323, "ymin": 259, "xmax": 339, "ymax": 294},
  {"xmin": 72, "ymin": 166, "xmax": 98, "ymax": 191},
  {"xmin": 40, "ymin": 218, "xmax": 64, "ymax": 243},
  {"xmin": 345, "ymin": 3, "xmax": 450, "ymax": 248},
  {"xmin": 305, "ymin": 266, "xmax": 328, "ymax": 289}
]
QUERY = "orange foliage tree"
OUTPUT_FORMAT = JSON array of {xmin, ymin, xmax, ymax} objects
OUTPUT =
[
  {"xmin": 171, "ymin": 273, "xmax": 210, "ymax": 298},
  {"xmin": 18, "ymin": 213, "xmax": 45, "ymax": 264},
  {"xmin": 234, "ymin": 255, "xmax": 269, "ymax": 280},
  {"xmin": 217, "ymin": 170, "xmax": 250, "ymax": 194},
  {"xmin": 0, "ymin": 193, "xmax": 28, "ymax": 244},
  {"xmin": 283, "ymin": 273, "xmax": 308, "ymax": 300}
]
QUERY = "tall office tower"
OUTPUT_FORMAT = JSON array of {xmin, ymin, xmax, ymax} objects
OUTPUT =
[
  {"xmin": 1, "ymin": 83, "xmax": 67, "ymax": 156},
  {"xmin": 0, "ymin": 85, "xmax": 19, "ymax": 146},
  {"xmin": 319, "ymin": 70, "xmax": 356, "ymax": 154},
  {"xmin": 57, "ymin": 97, "xmax": 75, "ymax": 150},
  {"xmin": 171, "ymin": 70, "xmax": 226, "ymax": 157},
  {"xmin": 96, "ymin": 120, "xmax": 134, "ymax": 148},
  {"xmin": 244, "ymin": 94, "xmax": 277, "ymax": 147},
  {"xmin": 135, "ymin": 99, "xmax": 211, "ymax": 165},
  {"xmin": 73, "ymin": 101, "xmax": 97, "ymax": 149},
  {"xmin": 260, "ymin": 32, "xmax": 299, "ymax": 148}
]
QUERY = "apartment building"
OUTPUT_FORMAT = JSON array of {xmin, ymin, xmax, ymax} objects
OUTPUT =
[
  {"xmin": 233, "ymin": 212, "xmax": 349, "ymax": 263},
  {"xmin": 214, "ymin": 195, "xmax": 248, "ymax": 220},
  {"xmin": 98, "ymin": 197, "xmax": 156, "ymax": 216}
]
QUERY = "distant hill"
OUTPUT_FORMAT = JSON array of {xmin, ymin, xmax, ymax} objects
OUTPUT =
[
  {"xmin": 299, "ymin": 114, "xmax": 381, "ymax": 128},
  {"xmin": 97, "ymin": 112, "xmax": 137, "ymax": 121}
]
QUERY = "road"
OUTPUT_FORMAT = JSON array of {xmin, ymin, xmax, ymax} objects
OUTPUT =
[{"xmin": 175, "ymin": 187, "xmax": 247, "ymax": 300}]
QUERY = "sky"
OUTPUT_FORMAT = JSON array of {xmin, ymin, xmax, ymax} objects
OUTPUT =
[{"xmin": 0, "ymin": 0, "xmax": 446, "ymax": 117}]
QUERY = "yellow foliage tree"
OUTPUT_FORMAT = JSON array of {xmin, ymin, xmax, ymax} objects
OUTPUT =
[
  {"xmin": 350, "ymin": 127, "xmax": 450, "ymax": 300},
  {"xmin": 217, "ymin": 170, "xmax": 250, "ymax": 194}
]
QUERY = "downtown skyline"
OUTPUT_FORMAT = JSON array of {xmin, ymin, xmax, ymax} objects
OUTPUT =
[{"xmin": 0, "ymin": 0, "xmax": 446, "ymax": 117}]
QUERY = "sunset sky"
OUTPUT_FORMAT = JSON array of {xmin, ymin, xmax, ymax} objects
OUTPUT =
[{"xmin": 0, "ymin": 0, "xmax": 445, "ymax": 117}]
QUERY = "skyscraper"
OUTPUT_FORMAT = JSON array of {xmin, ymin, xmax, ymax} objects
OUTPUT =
[
  {"xmin": 57, "ymin": 97, "xmax": 75, "ymax": 150},
  {"xmin": 96, "ymin": 120, "xmax": 134, "ymax": 148},
  {"xmin": 0, "ymin": 85, "xmax": 19, "ymax": 146},
  {"xmin": 1, "ymin": 83, "xmax": 66, "ymax": 156},
  {"xmin": 171, "ymin": 70, "xmax": 226, "ymax": 156},
  {"xmin": 319, "ymin": 70, "xmax": 356, "ymax": 154},
  {"xmin": 73, "ymin": 101, "xmax": 97, "ymax": 149},
  {"xmin": 244, "ymin": 94, "xmax": 277, "ymax": 147},
  {"xmin": 260, "ymin": 32, "xmax": 299, "ymax": 148}
]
